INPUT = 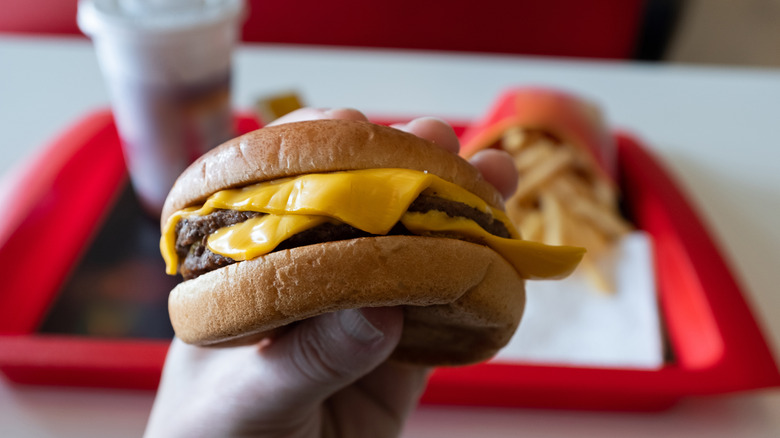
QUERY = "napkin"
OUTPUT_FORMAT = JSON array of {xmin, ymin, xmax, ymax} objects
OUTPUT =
[{"xmin": 492, "ymin": 232, "xmax": 664, "ymax": 369}]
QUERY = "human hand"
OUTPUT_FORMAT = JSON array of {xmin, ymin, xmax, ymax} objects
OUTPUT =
[{"xmin": 144, "ymin": 108, "xmax": 517, "ymax": 438}]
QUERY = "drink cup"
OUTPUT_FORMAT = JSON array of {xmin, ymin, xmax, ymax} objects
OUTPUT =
[{"xmin": 78, "ymin": 0, "xmax": 245, "ymax": 216}]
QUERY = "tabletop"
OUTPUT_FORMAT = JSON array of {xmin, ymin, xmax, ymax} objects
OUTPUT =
[{"xmin": 1, "ymin": 35, "xmax": 779, "ymax": 437}]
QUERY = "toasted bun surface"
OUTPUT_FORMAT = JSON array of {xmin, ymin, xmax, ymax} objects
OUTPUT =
[
  {"xmin": 161, "ymin": 119, "xmax": 504, "ymax": 227},
  {"xmin": 163, "ymin": 120, "xmax": 525, "ymax": 366},
  {"xmin": 169, "ymin": 236, "xmax": 525, "ymax": 365}
]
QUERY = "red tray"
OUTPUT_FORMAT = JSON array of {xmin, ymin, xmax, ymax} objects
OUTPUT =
[{"xmin": 0, "ymin": 109, "xmax": 778, "ymax": 411}]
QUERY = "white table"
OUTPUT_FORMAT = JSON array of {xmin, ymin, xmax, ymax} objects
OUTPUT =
[{"xmin": 1, "ymin": 35, "xmax": 779, "ymax": 438}]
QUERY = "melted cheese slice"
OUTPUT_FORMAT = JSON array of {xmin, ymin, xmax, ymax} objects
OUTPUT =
[
  {"xmin": 160, "ymin": 169, "xmax": 584, "ymax": 278},
  {"xmin": 207, "ymin": 214, "xmax": 330, "ymax": 261},
  {"xmin": 401, "ymin": 211, "xmax": 582, "ymax": 280}
]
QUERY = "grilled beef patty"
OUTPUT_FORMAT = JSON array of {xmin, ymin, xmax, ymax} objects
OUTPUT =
[{"xmin": 174, "ymin": 194, "xmax": 511, "ymax": 280}]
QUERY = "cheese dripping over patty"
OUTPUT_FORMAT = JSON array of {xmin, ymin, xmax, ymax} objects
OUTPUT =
[{"xmin": 160, "ymin": 168, "xmax": 584, "ymax": 280}]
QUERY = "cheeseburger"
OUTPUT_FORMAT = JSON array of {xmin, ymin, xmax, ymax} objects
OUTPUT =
[{"xmin": 160, "ymin": 119, "xmax": 584, "ymax": 365}]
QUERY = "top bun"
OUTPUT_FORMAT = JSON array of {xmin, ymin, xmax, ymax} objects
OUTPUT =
[{"xmin": 161, "ymin": 119, "xmax": 504, "ymax": 226}]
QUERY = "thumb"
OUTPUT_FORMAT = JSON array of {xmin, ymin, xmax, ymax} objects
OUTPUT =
[{"xmin": 261, "ymin": 307, "xmax": 404, "ymax": 408}]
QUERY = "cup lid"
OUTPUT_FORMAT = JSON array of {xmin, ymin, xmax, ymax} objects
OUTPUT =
[{"xmin": 78, "ymin": 0, "xmax": 245, "ymax": 39}]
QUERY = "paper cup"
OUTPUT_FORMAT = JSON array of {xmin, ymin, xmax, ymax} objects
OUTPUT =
[{"xmin": 78, "ymin": 0, "xmax": 245, "ymax": 215}]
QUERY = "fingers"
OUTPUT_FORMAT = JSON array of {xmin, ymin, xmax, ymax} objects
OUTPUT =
[
  {"xmin": 268, "ymin": 107, "xmax": 518, "ymax": 199},
  {"xmin": 270, "ymin": 108, "xmax": 460, "ymax": 153},
  {"xmin": 391, "ymin": 117, "xmax": 460, "ymax": 154},
  {"xmin": 389, "ymin": 117, "xmax": 519, "ymax": 199},
  {"xmin": 323, "ymin": 361, "xmax": 430, "ymax": 437},
  {"xmin": 267, "ymin": 107, "xmax": 369, "ymax": 126},
  {"xmin": 148, "ymin": 309, "xmax": 408, "ymax": 437},
  {"xmin": 469, "ymin": 148, "xmax": 518, "ymax": 199},
  {"xmin": 260, "ymin": 307, "xmax": 405, "ymax": 411}
]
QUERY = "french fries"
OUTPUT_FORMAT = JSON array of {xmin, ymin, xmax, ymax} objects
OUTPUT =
[
  {"xmin": 502, "ymin": 128, "xmax": 632, "ymax": 293},
  {"xmin": 255, "ymin": 91, "xmax": 304, "ymax": 123}
]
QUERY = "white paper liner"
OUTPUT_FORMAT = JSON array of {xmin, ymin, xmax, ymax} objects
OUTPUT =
[{"xmin": 492, "ymin": 232, "xmax": 664, "ymax": 369}]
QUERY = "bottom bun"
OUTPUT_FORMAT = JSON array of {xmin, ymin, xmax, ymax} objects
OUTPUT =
[{"xmin": 168, "ymin": 236, "xmax": 526, "ymax": 366}]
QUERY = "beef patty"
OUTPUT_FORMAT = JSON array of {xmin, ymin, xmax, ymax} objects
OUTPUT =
[{"xmin": 174, "ymin": 194, "xmax": 511, "ymax": 280}]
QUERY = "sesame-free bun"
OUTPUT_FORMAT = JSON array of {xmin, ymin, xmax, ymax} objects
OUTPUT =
[
  {"xmin": 163, "ymin": 119, "xmax": 525, "ymax": 366},
  {"xmin": 161, "ymin": 119, "xmax": 503, "ymax": 228},
  {"xmin": 169, "ymin": 236, "xmax": 525, "ymax": 365}
]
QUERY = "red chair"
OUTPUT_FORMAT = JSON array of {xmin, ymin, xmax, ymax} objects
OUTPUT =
[{"xmin": 1, "ymin": 0, "xmax": 683, "ymax": 60}]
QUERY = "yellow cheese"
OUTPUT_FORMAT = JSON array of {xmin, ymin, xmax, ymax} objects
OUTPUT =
[
  {"xmin": 207, "ymin": 214, "xmax": 329, "ymax": 261},
  {"xmin": 160, "ymin": 168, "xmax": 583, "ymax": 278},
  {"xmin": 401, "ymin": 211, "xmax": 582, "ymax": 280},
  {"xmin": 205, "ymin": 169, "xmax": 438, "ymax": 234}
]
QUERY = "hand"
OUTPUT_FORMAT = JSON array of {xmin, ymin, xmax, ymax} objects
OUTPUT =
[{"xmin": 144, "ymin": 108, "xmax": 517, "ymax": 438}]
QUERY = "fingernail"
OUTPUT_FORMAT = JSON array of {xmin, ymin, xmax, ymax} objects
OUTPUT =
[
  {"xmin": 338, "ymin": 309, "xmax": 384, "ymax": 343},
  {"xmin": 408, "ymin": 116, "xmax": 449, "ymax": 126},
  {"xmin": 322, "ymin": 108, "xmax": 367, "ymax": 121}
]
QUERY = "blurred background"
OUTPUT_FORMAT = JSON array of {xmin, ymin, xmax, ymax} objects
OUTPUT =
[
  {"xmin": 2, "ymin": 0, "xmax": 780, "ymax": 67},
  {"xmin": 2, "ymin": 0, "xmax": 780, "ymax": 428},
  {"xmin": 667, "ymin": 0, "xmax": 780, "ymax": 67}
]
